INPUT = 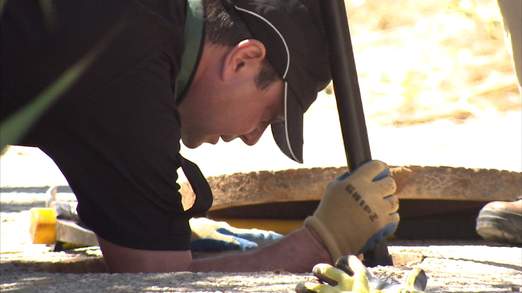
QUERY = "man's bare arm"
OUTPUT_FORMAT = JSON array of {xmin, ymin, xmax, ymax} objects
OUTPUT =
[
  {"xmin": 98, "ymin": 160, "xmax": 398, "ymax": 273},
  {"xmin": 98, "ymin": 227, "xmax": 330, "ymax": 273},
  {"xmin": 97, "ymin": 237, "xmax": 193, "ymax": 273}
]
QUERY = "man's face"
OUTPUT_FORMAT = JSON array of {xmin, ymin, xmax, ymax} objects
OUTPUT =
[{"xmin": 178, "ymin": 77, "xmax": 284, "ymax": 148}]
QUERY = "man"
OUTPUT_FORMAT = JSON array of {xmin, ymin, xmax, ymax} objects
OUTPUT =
[
  {"xmin": 0, "ymin": 0, "xmax": 399, "ymax": 272},
  {"xmin": 475, "ymin": 0, "xmax": 522, "ymax": 245}
]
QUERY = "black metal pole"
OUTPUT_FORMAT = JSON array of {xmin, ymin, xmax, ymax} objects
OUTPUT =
[
  {"xmin": 320, "ymin": 0, "xmax": 370, "ymax": 168},
  {"xmin": 319, "ymin": 0, "xmax": 393, "ymax": 267}
]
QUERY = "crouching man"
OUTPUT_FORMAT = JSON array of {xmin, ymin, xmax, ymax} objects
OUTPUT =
[{"xmin": 0, "ymin": 0, "xmax": 399, "ymax": 272}]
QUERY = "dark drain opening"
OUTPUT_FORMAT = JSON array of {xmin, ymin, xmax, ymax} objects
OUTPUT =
[{"xmin": 208, "ymin": 199, "xmax": 488, "ymax": 240}]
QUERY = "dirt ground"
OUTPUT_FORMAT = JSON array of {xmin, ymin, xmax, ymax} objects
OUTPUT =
[
  {"xmin": 1, "ymin": 194, "xmax": 521, "ymax": 292},
  {"xmin": 1, "ymin": 0, "xmax": 522, "ymax": 292}
]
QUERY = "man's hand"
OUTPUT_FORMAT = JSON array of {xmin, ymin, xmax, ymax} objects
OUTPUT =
[
  {"xmin": 296, "ymin": 255, "xmax": 427, "ymax": 293},
  {"xmin": 189, "ymin": 217, "xmax": 283, "ymax": 252},
  {"xmin": 304, "ymin": 160, "xmax": 399, "ymax": 262}
]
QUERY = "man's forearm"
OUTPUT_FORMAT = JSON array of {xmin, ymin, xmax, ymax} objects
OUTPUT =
[{"xmin": 98, "ymin": 227, "xmax": 330, "ymax": 273}]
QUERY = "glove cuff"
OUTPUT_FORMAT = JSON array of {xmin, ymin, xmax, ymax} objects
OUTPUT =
[{"xmin": 304, "ymin": 216, "xmax": 345, "ymax": 263}]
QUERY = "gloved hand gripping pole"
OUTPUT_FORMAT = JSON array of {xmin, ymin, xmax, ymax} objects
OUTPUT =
[{"xmin": 319, "ymin": 0, "xmax": 393, "ymax": 267}]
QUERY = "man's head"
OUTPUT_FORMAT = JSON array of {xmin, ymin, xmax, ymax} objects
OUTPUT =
[{"xmin": 178, "ymin": 0, "xmax": 331, "ymax": 163}]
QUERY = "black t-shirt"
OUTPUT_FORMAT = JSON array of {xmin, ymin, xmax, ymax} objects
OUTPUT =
[{"xmin": 1, "ymin": 0, "xmax": 197, "ymax": 250}]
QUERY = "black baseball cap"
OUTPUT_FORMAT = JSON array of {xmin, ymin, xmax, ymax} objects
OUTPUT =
[{"xmin": 224, "ymin": 0, "xmax": 331, "ymax": 163}]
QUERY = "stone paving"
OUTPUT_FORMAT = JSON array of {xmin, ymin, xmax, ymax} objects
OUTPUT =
[{"xmin": 1, "ymin": 192, "xmax": 521, "ymax": 292}]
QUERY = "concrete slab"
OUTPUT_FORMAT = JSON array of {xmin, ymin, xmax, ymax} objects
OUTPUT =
[
  {"xmin": 1, "ymin": 243, "xmax": 520, "ymax": 292},
  {"xmin": 1, "ymin": 196, "xmax": 521, "ymax": 292},
  {"xmin": 179, "ymin": 166, "xmax": 522, "ymax": 211}
]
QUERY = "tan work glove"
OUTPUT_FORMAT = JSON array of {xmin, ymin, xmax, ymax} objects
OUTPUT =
[{"xmin": 305, "ymin": 160, "xmax": 399, "ymax": 262}]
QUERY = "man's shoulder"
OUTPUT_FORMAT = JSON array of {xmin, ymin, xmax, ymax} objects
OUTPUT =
[{"xmin": 135, "ymin": 0, "xmax": 187, "ymax": 28}]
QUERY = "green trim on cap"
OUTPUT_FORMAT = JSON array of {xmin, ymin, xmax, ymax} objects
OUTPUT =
[{"xmin": 175, "ymin": 0, "xmax": 205, "ymax": 101}]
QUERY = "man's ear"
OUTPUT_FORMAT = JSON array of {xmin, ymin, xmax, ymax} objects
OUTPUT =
[{"xmin": 222, "ymin": 39, "xmax": 266, "ymax": 81}]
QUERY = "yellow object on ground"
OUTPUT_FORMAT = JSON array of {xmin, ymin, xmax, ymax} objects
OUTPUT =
[
  {"xmin": 296, "ymin": 255, "xmax": 427, "ymax": 293},
  {"xmin": 29, "ymin": 207, "xmax": 57, "ymax": 244}
]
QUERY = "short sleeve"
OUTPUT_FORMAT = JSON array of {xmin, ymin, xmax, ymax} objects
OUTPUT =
[{"xmin": 40, "ymin": 49, "xmax": 192, "ymax": 251}]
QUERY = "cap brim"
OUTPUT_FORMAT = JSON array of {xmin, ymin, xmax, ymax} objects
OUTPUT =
[{"xmin": 271, "ymin": 82, "xmax": 304, "ymax": 163}]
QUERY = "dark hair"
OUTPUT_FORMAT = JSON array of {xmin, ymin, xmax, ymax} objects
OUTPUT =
[{"xmin": 203, "ymin": 0, "xmax": 279, "ymax": 90}]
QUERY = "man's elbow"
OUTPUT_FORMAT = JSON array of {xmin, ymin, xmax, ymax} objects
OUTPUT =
[{"xmin": 97, "ymin": 236, "xmax": 192, "ymax": 273}]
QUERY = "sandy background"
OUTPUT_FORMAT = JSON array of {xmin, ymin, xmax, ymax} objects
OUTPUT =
[{"xmin": 1, "ymin": 0, "xmax": 521, "ymax": 186}]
